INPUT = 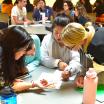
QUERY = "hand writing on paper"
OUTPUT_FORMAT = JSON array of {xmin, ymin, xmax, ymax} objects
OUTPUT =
[
  {"xmin": 58, "ymin": 61, "xmax": 68, "ymax": 71},
  {"xmin": 40, "ymin": 79, "xmax": 56, "ymax": 89},
  {"xmin": 61, "ymin": 71, "xmax": 71, "ymax": 81}
]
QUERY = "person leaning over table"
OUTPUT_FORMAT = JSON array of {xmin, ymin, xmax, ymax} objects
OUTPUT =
[
  {"xmin": 40, "ymin": 13, "xmax": 82, "ymax": 81},
  {"xmin": 61, "ymin": 22, "xmax": 104, "ymax": 87},
  {"xmin": 11, "ymin": 0, "xmax": 33, "ymax": 25},
  {"xmin": 0, "ymin": 26, "xmax": 42, "ymax": 92}
]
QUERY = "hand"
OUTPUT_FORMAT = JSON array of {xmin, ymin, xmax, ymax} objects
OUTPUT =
[
  {"xmin": 40, "ymin": 79, "xmax": 48, "ymax": 87},
  {"xmin": 75, "ymin": 76, "xmax": 84, "ymax": 88},
  {"xmin": 61, "ymin": 71, "xmax": 71, "ymax": 81},
  {"xmin": 25, "ymin": 20, "xmax": 34, "ymax": 25},
  {"xmin": 12, "ymin": 81, "xmax": 32, "ymax": 92},
  {"xmin": 58, "ymin": 61, "xmax": 68, "ymax": 71}
]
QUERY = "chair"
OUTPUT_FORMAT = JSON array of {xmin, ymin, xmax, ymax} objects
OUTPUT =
[{"xmin": 0, "ymin": 22, "xmax": 8, "ymax": 29}]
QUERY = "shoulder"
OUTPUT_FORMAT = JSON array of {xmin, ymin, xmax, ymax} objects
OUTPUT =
[
  {"xmin": 43, "ymin": 34, "xmax": 52, "ymax": 41},
  {"xmin": 46, "ymin": 6, "xmax": 52, "ymax": 10},
  {"xmin": 12, "ymin": 5, "xmax": 17, "ymax": 10},
  {"xmin": 42, "ymin": 34, "xmax": 53, "ymax": 45},
  {"xmin": 31, "ymin": 35, "xmax": 40, "ymax": 44}
]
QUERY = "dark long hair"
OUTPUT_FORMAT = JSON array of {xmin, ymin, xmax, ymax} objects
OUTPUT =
[
  {"xmin": 2, "ymin": 0, "xmax": 12, "ymax": 4},
  {"xmin": 0, "ymin": 26, "xmax": 33, "ymax": 83},
  {"xmin": 52, "ymin": 13, "xmax": 70, "ymax": 29},
  {"xmin": 52, "ymin": 0, "xmax": 64, "ymax": 12},
  {"xmin": 64, "ymin": 0, "xmax": 74, "ymax": 10}
]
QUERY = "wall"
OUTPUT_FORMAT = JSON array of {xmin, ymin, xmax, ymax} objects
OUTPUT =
[
  {"xmin": 0, "ymin": 0, "xmax": 56, "ymax": 6},
  {"xmin": 0, "ymin": 0, "xmax": 96, "ymax": 6}
]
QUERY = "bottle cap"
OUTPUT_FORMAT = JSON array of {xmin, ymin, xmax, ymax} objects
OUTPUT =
[{"xmin": 86, "ymin": 68, "xmax": 97, "ymax": 78}]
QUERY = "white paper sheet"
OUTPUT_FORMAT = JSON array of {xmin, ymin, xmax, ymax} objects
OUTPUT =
[{"xmin": 36, "ymin": 70, "xmax": 62, "ymax": 89}]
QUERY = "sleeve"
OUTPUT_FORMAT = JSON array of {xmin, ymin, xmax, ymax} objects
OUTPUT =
[
  {"xmin": 40, "ymin": 35, "xmax": 60, "ymax": 68},
  {"xmin": 32, "ymin": 8, "xmax": 41, "ymax": 21},
  {"xmin": 65, "ymin": 50, "xmax": 82, "ymax": 76},
  {"xmin": 11, "ymin": 6, "xmax": 18, "ymax": 16},
  {"xmin": 25, "ymin": 35, "xmax": 41, "ymax": 67},
  {"xmin": 23, "ymin": 7, "xmax": 27, "ymax": 16}
]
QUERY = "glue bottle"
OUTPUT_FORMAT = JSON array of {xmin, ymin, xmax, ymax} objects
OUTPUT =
[{"xmin": 83, "ymin": 68, "xmax": 98, "ymax": 104}]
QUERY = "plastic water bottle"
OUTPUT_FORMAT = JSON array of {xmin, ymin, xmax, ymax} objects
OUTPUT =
[
  {"xmin": 83, "ymin": 68, "xmax": 98, "ymax": 104},
  {"xmin": 0, "ymin": 86, "xmax": 17, "ymax": 104},
  {"xmin": 0, "ymin": 93, "xmax": 17, "ymax": 104},
  {"xmin": 40, "ymin": 12, "xmax": 45, "ymax": 24}
]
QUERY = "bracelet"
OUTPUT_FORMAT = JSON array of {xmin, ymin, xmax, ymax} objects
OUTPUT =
[{"xmin": 31, "ymin": 80, "xmax": 36, "ymax": 88}]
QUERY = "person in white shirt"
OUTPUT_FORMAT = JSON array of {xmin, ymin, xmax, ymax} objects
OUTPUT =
[
  {"xmin": 11, "ymin": 0, "xmax": 33, "ymax": 25},
  {"xmin": 41, "ymin": 14, "xmax": 82, "ymax": 81}
]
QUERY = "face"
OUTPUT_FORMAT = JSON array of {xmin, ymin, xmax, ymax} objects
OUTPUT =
[
  {"xmin": 63, "ymin": 2, "xmax": 69, "ymax": 11},
  {"xmin": 19, "ymin": 0, "xmax": 27, "ymax": 7},
  {"xmin": 53, "ymin": 26, "xmax": 64, "ymax": 45},
  {"xmin": 38, "ymin": 0, "xmax": 45, "ymax": 9},
  {"xmin": 15, "ymin": 48, "xmax": 27, "ymax": 60},
  {"xmin": 26, "ymin": 44, "xmax": 35, "ymax": 56}
]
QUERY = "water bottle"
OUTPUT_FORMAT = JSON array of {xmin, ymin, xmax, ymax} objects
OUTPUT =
[
  {"xmin": 0, "ymin": 86, "xmax": 17, "ymax": 104},
  {"xmin": 40, "ymin": 12, "xmax": 45, "ymax": 24},
  {"xmin": 83, "ymin": 68, "xmax": 98, "ymax": 104},
  {"xmin": 0, "ymin": 93, "xmax": 17, "ymax": 104}
]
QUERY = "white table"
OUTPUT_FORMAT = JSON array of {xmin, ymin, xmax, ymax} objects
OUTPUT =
[
  {"xmin": 9, "ymin": 24, "xmax": 47, "ymax": 35},
  {"xmin": 9, "ymin": 23, "xmax": 52, "ymax": 41},
  {"xmin": 17, "ymin": 66, "xmax": 102, "ymax": 104}
]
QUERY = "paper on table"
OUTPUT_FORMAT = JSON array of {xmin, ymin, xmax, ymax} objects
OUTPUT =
[
  {"xmin": 36, "ymin": 70, "xmax": 62, "ymax": 89},
  {"xmin": 96, "ymin": 94, "xmax": 104, "ymax": 103}
]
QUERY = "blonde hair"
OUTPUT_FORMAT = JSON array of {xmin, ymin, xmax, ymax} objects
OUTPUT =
[
  {"xmin": 61, "ymin": 22, "xmax": 95, "ymax": 52},
  {"xmin": 61, "ymin": 22, "xmax": 86, "ymax": 45}
]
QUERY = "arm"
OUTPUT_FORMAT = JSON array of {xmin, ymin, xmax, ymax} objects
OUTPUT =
[
  {"xmin": 12, "ymin": 79, "xmax": 41, "ymax": 92},
  {"xmin": 32, "ymin": 8, "xmax": 41, "ymax": 21},
  {"xmin": 65, "ymin": 50, "xmax": 82, "ymax": 76},
  {"xmin": 12, "ymin": 7, "xmax": 32, "ymax": 25},
  {"xmin": 12, "ymin": 16, "xmax": 24, "ymax": 25},
  {"xmin": 41, "ymin": 35, "xmax": 60, "ymax": 68}
]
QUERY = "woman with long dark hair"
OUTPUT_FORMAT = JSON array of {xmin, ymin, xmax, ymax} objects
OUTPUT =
[{"xmin": 0, "ymin": 26, "xmax": 41, "ymax": 92}]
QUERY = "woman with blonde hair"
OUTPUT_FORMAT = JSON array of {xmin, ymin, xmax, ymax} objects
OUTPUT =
[{"xmin": 61, "ymin": 22, "xmax": 104, "ymax": 87}]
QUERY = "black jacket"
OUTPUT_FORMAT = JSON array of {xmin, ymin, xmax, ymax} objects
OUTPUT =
[{"xmin": 88, "ymin": 27, "xmax": 104, "ymax": 65}]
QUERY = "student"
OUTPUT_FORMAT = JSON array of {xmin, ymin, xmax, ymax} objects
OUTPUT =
[
  {"xmin": 11, "ymin": 0, "xmax": 33, "ymax": 25},
  {"xmin": 33, "ymin": 0, "xmax": 53, "ymax": 21},
  {"xmin": 74, "ymin": 5, "xmax": 89, "ymax": 26},
  {"xmin": 61, "ymin": 22, "xmax": 104, "ymax": 87},
  {"xmin": 0, "ymin": 26, "xmax": 41, "ymax": 92},
  {"xmin": 41, "ymin": 14, "xmax": 81, "ymax": 81},
  {"xmin": 63, "ymin": 0, "xmax": 75, "ymax": 22}
]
